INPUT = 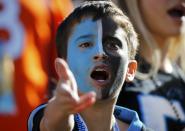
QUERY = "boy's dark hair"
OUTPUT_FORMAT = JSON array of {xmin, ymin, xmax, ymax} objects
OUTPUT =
[{"xmin": 56, "ymin": 1, "xmax": 138, "ymax": 59}]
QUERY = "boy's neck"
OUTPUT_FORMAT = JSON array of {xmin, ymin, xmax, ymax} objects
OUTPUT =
[{"xmin": 80, "ymin": 98, "xmax": 117, "ymax": 131}]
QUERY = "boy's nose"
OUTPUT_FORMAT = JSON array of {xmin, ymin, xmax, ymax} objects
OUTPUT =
[
  {"xmin": 93, "ymin": 40, "xmax": 107, "ymax": 61},
  {"xmin": 93, "ymin": 53, "xmax": 108, "ymax": 61}
]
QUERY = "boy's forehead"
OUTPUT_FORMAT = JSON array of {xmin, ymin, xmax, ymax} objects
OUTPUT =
[
  {"xmin": 71, "ymin": 17, "xmax": 102, "ymax": 37},
  {"xmin": 68, "ymin": 17, "xmax": 102, "ymax": 46},
  {"xmin": 102, "ymin": 16, "xmax": 124, "ymax": 37},
  {"xmin": 70, "ymin": 16, "xmax": 125, "ymax": 40}
]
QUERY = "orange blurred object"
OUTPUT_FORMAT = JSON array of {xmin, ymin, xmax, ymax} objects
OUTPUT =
[{"xmin": 0, "ymin": 0, "xmax": 73, "ymax": 130}]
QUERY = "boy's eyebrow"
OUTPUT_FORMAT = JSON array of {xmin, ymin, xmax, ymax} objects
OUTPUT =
[{"xmin": 76, "ymin": 34, "xmax": 94, "ymax": 41}]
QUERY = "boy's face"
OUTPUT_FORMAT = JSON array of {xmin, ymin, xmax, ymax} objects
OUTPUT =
[{"xmin": 67, "ymin": 16, "xmax": 130, "ymax": 100}]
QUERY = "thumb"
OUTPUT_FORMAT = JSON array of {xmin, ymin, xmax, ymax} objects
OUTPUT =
[{"xmin": 55, "ymin": 58, "xmax": 69, "ymax": 80}]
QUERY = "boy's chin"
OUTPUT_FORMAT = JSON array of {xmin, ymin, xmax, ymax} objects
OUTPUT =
[{"xmin": 95, "ymin": 92, "xmax": 118, "ymax": 101}]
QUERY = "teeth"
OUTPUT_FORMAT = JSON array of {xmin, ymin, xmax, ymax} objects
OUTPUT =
[
  {"xmin": 95, "ymin": 68, "xmax": 105, "ymax": 71},
  {"xmin": 97, "ymin": 80, "xmax": 105, "ymax": 82}
]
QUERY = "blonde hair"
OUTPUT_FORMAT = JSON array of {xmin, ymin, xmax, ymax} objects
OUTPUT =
[
  {"xmin": 168, "ymin": 17, "xmax": 185, "ymax": 72},
  {"xmin": 118, "ymin": 0, "xmax": 185, "ymax": 79}
]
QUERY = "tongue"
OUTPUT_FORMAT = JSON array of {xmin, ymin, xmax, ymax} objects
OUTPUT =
[{"xmin": 96, "ymin": 75, "xmax": 106, "ymax": 81}]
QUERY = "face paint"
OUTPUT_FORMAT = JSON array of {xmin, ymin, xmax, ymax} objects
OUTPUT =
[
  {"xmin": 67, "ymin": 17, "xmax": 129, "ymax": 100},
  {"xmin": 67, "ymin": 17, "xmax": 104, "ymax": 98},
  {"xmin": 101, "ymin": 17, "xmax": 129, "ymax": 99}
]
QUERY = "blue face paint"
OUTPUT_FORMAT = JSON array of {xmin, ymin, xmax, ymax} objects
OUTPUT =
[
  {"xmin": 67, "ymin": 18, "xmax": 104, "ymax": 97},
  {"xmin": 67, "ymin": 17, "xmax": 129, "ymax": 99}
]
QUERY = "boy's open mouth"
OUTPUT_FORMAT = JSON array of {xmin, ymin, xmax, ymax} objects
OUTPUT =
[
  {"xmin": 167, "ymin": 5, "xmax": 185, "ymax": 18},
  {"xmin": 90, "ymin": 65, "xmax": 110, "ymax": 86}
]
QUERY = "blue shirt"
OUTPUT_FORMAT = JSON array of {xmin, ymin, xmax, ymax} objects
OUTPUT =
[{"xmin": 28, "ymin": 104, "xmax": 144, "ymax": 131}]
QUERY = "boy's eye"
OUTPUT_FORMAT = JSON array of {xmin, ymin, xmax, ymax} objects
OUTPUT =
[
  {"xmin": 107, "ymin": 42, "xmax": 119, "ymax": 50},
  {"xmin": 78, "ymin": 42, "xmax": 92, "ymax": 48},
  {"xmin": 105, "ymin": 38, "xmax": 121, "ymax": 51}
]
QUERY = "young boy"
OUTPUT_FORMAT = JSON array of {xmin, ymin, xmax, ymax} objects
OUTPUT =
[{"xmin": 28, "ymin": 1, "xmax": 147, "ymax": 131}]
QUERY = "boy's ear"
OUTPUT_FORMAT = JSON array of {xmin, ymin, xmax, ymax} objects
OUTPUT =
[{"xmin": 126, "ymin": 60, "xmax": 137, "ymax": 82}]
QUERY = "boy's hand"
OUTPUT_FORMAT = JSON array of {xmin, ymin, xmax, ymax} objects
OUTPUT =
[
  {"xmin": 40, "ymin": 58, "xmax": 96, "ymax": 131},
  {"xmin": 54, "ymin": 58, "xmax": 96, "ymax": 114}
]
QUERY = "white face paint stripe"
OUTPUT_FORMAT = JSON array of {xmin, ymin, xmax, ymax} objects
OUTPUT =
[{"xmin": 97, "ymin": 20, "xmax": 104, "ymax": 54}]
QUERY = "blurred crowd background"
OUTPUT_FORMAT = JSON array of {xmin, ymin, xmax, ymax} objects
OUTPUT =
[
  {"xmin": 0, "ymin": 0, "xmax": 185, "ymax": 131},
  {"xmin": 0, "ymin": 0, "xmax": 73, "ymax": 130}
]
